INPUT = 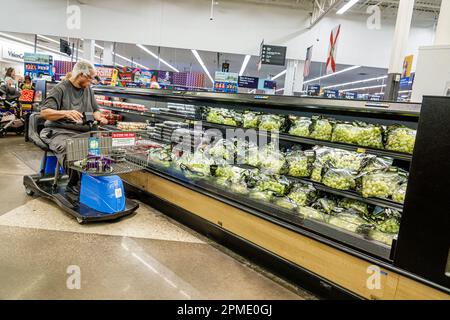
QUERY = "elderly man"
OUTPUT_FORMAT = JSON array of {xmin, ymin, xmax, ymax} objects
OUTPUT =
[{"xmin": 40, "ymin": 61, "xmax": 108, "ymax": 194}]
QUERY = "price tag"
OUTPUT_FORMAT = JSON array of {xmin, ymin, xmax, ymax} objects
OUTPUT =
[
  {"xmin": 112, "ymin": 132, "xmax": 136, "ymax": 147},
  {"xmin": 356, "ymin": 148, "xmax": 367, "ymax": 153}
]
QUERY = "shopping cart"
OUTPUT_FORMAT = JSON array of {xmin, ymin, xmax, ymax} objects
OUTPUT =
[{"xmin": 23, "ymin": 117, "xmax": 155, "ymax": 224}]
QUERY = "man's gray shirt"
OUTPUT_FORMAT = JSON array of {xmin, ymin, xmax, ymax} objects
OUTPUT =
[{"xmin": 41, "ymin": 79, "xmax": 99, "ymax": 130}]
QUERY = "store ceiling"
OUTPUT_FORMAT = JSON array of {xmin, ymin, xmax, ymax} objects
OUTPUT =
[{"xmin": 1, "ymin": 31, "xmax": 388, "ymax": 94}]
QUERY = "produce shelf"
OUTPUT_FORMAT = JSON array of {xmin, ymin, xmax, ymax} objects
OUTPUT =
[
  {"xmin": 201, "ymin": 121, "xmax": 413, "ymax": 162},
  {"xmin": 140, "ymin": 161, "xmax": 393, "ymax": 261},
  {"xmin": 99, "ymin": 105, "xmax": 192, "ymax": 123},
  {"xmin": 288, "ymin": 176, "xmax": 404, "ymax": 212}
]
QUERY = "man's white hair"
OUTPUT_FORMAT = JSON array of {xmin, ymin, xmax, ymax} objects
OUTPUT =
[{"xmin": 71, "ymin": 61, "xmax": 95, "ymax": 78}]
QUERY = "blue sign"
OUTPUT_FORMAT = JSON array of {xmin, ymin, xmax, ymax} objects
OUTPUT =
[
  {"xmin": 324, "ymin": 89, "xmax": 339, "ymax": 98},
  {"xmin": 238, "ymin": 76, "xmax": 259, "ymax": 89},
  {"xmin": 344, "ymin": 92, "xmax": 358, "ymax": 100},
  {"xmin": 88, "ymin": 137, "xmax": 100, "ymax": 156},
  {"xmin": 307, "ymin": 85, "xmax": 321, "ymax": 96}
]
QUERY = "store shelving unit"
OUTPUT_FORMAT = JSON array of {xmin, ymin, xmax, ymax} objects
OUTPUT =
[{"xmin": 92, "ymin": 86, "xmax": 450, "ymax": 299}]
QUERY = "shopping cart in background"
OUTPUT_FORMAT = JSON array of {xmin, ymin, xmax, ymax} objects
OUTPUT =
[{"xmin": 24, "ymin": 120, "xmax": 156, "ymax": 224}]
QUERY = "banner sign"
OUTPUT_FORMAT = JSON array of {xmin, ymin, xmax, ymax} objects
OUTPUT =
[
  {"xmin": 326, "ymin": 25, "xmax": 341, "ymax": 74},
  {"xmin": 402, "ymin": 55, "xmax": 414, "ymax": 78},
  {"xmin": 214, "ymin": 71, "xmax": 239, "ymax": 93},
  {"xmin": 304, "ymin": 46, "xmax": 313, "ymax": 77},
  {"xmin": 157, "ymin": 70, "xmax": 173, "ymax": 85},
  {"xmin": 344, "ymin": 91, "xmax": 358, "ymax": 100},
  {"xmin": 24, "ymin": 53, "xmax": 52, "ymax": 64},
  {"xmin": 324, "ymin": 89, "xmax": 339, "ymax": 98},
  {"xmin": 238, "ymin": 76, "xmax": 259, "ymax": 89}
]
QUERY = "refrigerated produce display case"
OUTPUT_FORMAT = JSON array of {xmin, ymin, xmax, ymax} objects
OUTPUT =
[{"xmin": 92, "ymin": 86, "xmax": 450, "ymax": 300}]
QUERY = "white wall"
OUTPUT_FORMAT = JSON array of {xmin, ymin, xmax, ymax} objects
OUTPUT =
[
  {"xmin": 411, "ymin": 45, "xmax": 450, "ymax": 102},
  {"xmin": 0, "ymin": 0, "xmax": 436, "ymax": 69}
]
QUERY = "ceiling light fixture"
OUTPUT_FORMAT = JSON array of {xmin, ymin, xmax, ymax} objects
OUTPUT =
[
  {"xmin": 303, "ymin": 65, "xmax": 361, "ymax": 84},
  {"xmin": 191, "ymin": 49, "xmax": 214, "ymax": 84},
  {"xmin": 37, "ymin": 34, "xmax": 59, "ymax": 44},
  {"xmin": 271, "ymin": 69, "xmax": 287, "ymax": 81},
  {"xmin": 137, "ymin": 44, "xmax": 179, "ymax": 72},
  {"xmin": 113, "ymin": 51, "xmax": 149, "ymax": 69},
  {"xmin": 275, "ymin": 88, "xmax": 284, "ymax": 92},
  {"xmin": 95, "ymin": 43, "xmax": 104, "ymax": 50},
  {"xmin": 337, "ymin": 0, "xmax": 359, "ymax": 15},
  {"xmin": 323, "ymin": 75, "xmax": 388, "ymax": 89},
  {"xmin": 239, "ymin": 55, "xmax": 251, "ymax": 76}
]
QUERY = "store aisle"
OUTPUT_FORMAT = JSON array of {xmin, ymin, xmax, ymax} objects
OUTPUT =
[{"xmin": 0, "ymin": 136, "xmax": 316, "ymax": 300}]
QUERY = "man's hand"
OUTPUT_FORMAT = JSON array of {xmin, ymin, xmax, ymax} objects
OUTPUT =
[
  {"xmin": 98, "ymin": 117, "xmax": 109, "ymax": 125},
  {"xmin": 64, "ymin": 110, "xmax": 83, "ymax": 122}
]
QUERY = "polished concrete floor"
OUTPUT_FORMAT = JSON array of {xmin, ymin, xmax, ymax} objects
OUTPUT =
[{"xmin": 0, "ymin": 136, "xmax": 317, "ymax": 300}]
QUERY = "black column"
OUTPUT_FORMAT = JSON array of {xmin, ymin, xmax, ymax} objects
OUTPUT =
[{"xmin": 384, "ymin": 73, "xmax": 401, "ymax": 101}]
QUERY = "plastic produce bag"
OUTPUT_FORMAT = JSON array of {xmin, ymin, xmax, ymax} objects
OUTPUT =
[
  {"xmin": 207, "ymin": 139, "xmax": 236, "ymax": 162},
  {"xmin": 310, "ymin": 116, "xmax": 334, "ymax": 141},
  {"xmin": 322, "ymin": 167, "xmax": 357, "ymax": 190},
  {"xmin": 206, "ymin": 107, "xmax": 225, "ymax": 124},
  {"xmin": 274, "ymin": 196, "xmax": 299, "ymax": 211},
  {"xmin": 288, "ymin": 116, "xmax": 312, "ymax": 137},
  {"xmin": 243, "ymin": 111, "xmax": 261, "ymax": 129},
  {"xmin": 298, "ymin": 206, "xmax": 328, "ymax": 222},
  {"xmin": 329, "ymin": 148, "xmax": 369, "ymax": 172},
  {"xmin": 310, "ymin": 146, "xmax": 334, "ymax": 182},
  {"xmin": 328, "ymin": 210, "xmax": 369, "ymax": 234},
  {"xmin": 178, "ymin": 151, "xmax": 215, "ymax": 177},
  {"xmin": 338, "ymin": 198, "xmax": 369, "ymax": 216},
  {"xmin": 285, "ymin": 149, "xmax": 315, "ymax": 178},
  {"xmin": 254, "ymin": 174, "xmax": 291, "ymax": 196},
  {"xmin": 385, "ymin": 125, "xmax": 416, "ymax": 154},
  {"xmin": 259, "ymin": 114, "xmax": 286, "ymax": 132},
  {"xmin": 361, "ymin": 156, "xmax": 393, "ymax": 174},
  {"xmin": 249, "ymin": 190, "xmax": 275, "ymax": 202},
  {"xmin": 286, "ymin": 183, "xmax": 317, "ymax": 206},
  {"xmin": 312, "ymin": 197, "xmax": 339, "ymax": 215},
  {"xmin": 147, "ymin": 145, "xmax": 172, "ymax": 168},
  {"xmin": 259, "ymin": 144, "xmax": 288, "ymax": 175},
  {"xmin": 331, "ymin": 121, "xmax": 384, "ymax": 149},
  {"xmin": 360, "ymin": 168, "xmax": 406, "ymax": 199},
  {"xmin": 366, "ymin": 207, "xmax": 402, "ymax": 234},
  {"xmin": 392, "ymin": 183, "xmax": 407, "ymax": 204},
  {"xmin": 367, "ymin": 229, "xmax": 397, "ymax": 246}
]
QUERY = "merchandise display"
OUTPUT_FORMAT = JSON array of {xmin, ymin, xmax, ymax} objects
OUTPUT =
[{"xmin": 91, "ymin": 87, "xmax": 450, "ymax": 297}]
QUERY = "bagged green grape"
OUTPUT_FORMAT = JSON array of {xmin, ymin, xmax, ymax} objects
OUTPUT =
[
  {"xmin": 385, "ymin": 125, "xmax": 416, "ymax": 154},
  {"xmin": 353, "ymin": 122, "xmax": 384, "ymax": 149},
  {"xmin": 331, "ymin": 122, "xmax": 358, "ymax": 145},
  {"xmin": 206, "ymin": 107, "xmax": 225, "ymax": 124},
  {"xmin": 254, "ymin": 174, "xmax": 291, "ymax": 196},
  {"xmin": 259, "ymin": 114, "xmax": 286, "ymax": 132},
  {"xmin": 298, "ymin": 206, "xmax": 328, "ymax": 222},
  {"xmin": 274, "ymin": 197, "xmax": 299, "ymax": 211},
  {"xmin": 338, "ymin": 198, "xmax": 369, "ymax": 216},
  {"xmin": 360, "ymin": 168, "xmax": 405, "ymax": 199},
  {"xmin": 330, "ymin": 148, "xmax": 369, "ymax": 172},
  {"xmin": 367, "ymin": 229, "xmax": 397, "ymax": 246},
  {"xmin": 285, "ymin": 149, "xmax": 315, "ymax": 177},
  {"xmin": 249, "ymin": 190, "xmax": 275, "ymax": 202},
  {"xmin": 259, "ymin": 144, "xmax": 288, "ymax": 175},
  {"xmin": 310, "ymin": 116, "xmax": 334, "ymax": 141},
  {"xmin": 288, "ymin": 116, "xmax": 312, "ymax": 137},
  {"xmin": 392, "ymin": 183, "xmax": 407, "ymax": 203},
  {"xmin": 365, "ymin": 207, "xmax": 401, "ymax": 234},
  {"xmin": 310, "ymin": 146, "xmax": 334, "ymax": 182},
  {"xmin": 312, "ymin": 197, "xmax": 339, "ymax": 215},
  {"xmin": 214, "ymin": 165, "xmax": 244, "ymax": 180},
  {"xmin": 207, "ymin": 139, "xmax": 236, "ymax": 161},
  {"xmin": 230, "ymin": 181, "xmax": 250, "ymax": 195},
  {"xmin": 286, "ymin": 183, "xmax": 317, "ymax": 206},
  {"xmin": 322, "ymin": 167, "xmax": 357, "ymax": 190},
  {"xmin": 243, "ymin": 111, "xmax": 261, "ymax": 129},
  {"xmin": 147, "ymin": 145, "xmax": 172, "ymax": 168},
  {"xmin": 178, "ymin": 151, "xmax": 215, "ymax": 177},
  {"xmin": 361, "ymin": 156, "xmax": 393, "ymax": 174},
  {"xmin": 328, "ymin": 210, "xmax": 369, "ymax": 234}
]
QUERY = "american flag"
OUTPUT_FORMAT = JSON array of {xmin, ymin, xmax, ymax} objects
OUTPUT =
[{"xmin": 304, "ymin": 46, "xmax": 313, "ymax": 78}]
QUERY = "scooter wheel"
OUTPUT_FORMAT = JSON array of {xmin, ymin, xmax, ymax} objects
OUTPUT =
[
  {"xmin": 76, "ymin": 217, "xmax": 86, "ymax": 224},
  {"xmin": 25, "ymin": 187, "xmax": 34, "ymax": 196}
]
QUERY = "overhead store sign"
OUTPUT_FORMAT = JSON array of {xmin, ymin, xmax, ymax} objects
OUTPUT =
[
  {"xmin": 307, "ymin": 85, "xmax": 321, "ymax": 96},
  {"xmin": 24, "ymin": 52, "xmax": 52, "ymax": 64},
  {"xmin": 260, "ymin": 44, "xmax": 287, "ymax": 66},
  {"xmin": 238, "ymin": 76, "xmax": 259, "ymax": 89},
  {"xmin": 1, "ymin": 45, "xmax": 25, "ymax": 62},
  {"xmin": 214, "ymin": 71, "xmax": 238, "ymax": 93},
  {"xmin": 324, "ymin": 89, "xmax": 339, "ymax": 98},
  {"xmin": 344, "ymin": 91, "xmax": 358, "ymax": 100}
]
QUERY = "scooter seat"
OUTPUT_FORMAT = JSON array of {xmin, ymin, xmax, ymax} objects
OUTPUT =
[{"xmin": 28, "ymin": 113, "xmax": 50, "ymax": 151}]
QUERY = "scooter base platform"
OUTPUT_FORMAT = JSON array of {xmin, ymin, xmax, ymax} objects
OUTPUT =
[{"xmin": 23, "ymin": 174, "xmax": 139, "ymax": 224}]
